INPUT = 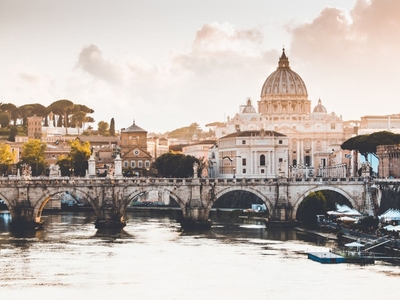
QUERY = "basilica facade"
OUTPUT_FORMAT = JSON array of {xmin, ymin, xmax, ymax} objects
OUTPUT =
[{"xmin": 210, "ymin": 49, "xmax": 355, "ymax": 178}]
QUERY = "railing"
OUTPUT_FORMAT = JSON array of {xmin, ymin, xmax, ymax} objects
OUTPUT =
[{"xmin": 0, "ymin": 175, "xmax": 369, "ymax": 187}]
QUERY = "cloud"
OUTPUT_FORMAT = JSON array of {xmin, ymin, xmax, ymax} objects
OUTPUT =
[
  {"xmin": 172, "ymin": 22, "xmax": 270, "ymax": 75},
  {"xmin": 287, "ymin": 0, "xmax": 400, "ymax": 118},
  {"xmin": 18, "ymin": 72, "xmax": 41, "ymax": 83},
  {"xmin": 76, "ymin": 44, "xmax": 124, "ymax": 85},
  {"xmin": 66, "ymin": 22, "xmax": 304, "ymax": 132}
]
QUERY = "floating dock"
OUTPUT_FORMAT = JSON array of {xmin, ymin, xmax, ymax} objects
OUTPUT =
[
  {"xmin": 308, "ymin": 251, "xmax": 375, "ymax": 264},
  {"xmin": 307, "ymin": 252, "xmax": 345, "ymax": 264}
]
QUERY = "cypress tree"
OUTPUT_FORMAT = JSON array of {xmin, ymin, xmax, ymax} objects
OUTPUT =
[{"xmin": 109, "ymin": 118, "xmax": 115, "ymax": 136}]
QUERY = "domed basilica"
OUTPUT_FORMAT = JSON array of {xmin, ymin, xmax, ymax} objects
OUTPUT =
[{"xmin": 212, "ymin": 49, "xmax": 354, "ymax": 177}]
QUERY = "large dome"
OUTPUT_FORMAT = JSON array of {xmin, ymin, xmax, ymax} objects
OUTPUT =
[{"xmin": 260, "ymin": 49, "xmax": 308, "ymax": 98}]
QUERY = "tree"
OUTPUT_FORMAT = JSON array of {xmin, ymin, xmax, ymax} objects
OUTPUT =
[
  {"xmin": 48, "ymin": 99, "xmax": 74, "ymax": 134},
  {"xmin": 0, "ymin": 144, "xmax": 15, "ymax": 175},
  {"xmin": 66, "ymin": 138, "xmax": 91, "ymax": 176},
  {"xmin": 71, "ymin": 111, "xmax": 87, "ymax": 135},
  {"xmin": 109, "ymin": 118, "xmax": 115, "ymax": 136},
  {"xmin": 30, "ymin": 103, "xmax": 48, "ymax": 117},
  {"xmin": 341, "ymin": 131, "xmax": 400, "ymax": 161},
  {"xmin": 0, "ymin": 103, "xmax": 18, "ymax": 125},
  {"xmin": 20, "ymin": 139, "xmax": 47, "ymax": 176},
  {"xmin": 57, "ymin": 155, "xmax": 71, "ymax": 177},
  {"xmin": 168, "ymin": 123, "xmax": 202, "ymax": 139},
  {"xmin": 0, "ymin": 112, "xmax": 10, "ymax": 128},
  {"xmin": 98, "ymin": 121, "xmax": 109, "ymax": 136},
  {"xmin": 154, "ymin": 153, "xmax": 200, "ymax": 178},
  {"xmin": 17, "ymin": 104, "xmax": 34, "ymax": 127},
  {"xmin": 7, "ymin": 126, "xmax": 18, "ymax": 142},
  {"xmin": 70, "ymin": 104, "xmax": 95, "ymax": 133}
]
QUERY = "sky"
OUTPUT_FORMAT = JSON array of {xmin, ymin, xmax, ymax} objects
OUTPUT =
[{"xmin": 1, "ymin": 0, "xmax": 399, "ymax": 133}]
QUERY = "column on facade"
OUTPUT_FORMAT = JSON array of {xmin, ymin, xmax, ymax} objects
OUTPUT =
[
  {"xmin": 311, "ymin": 140, "xmax": 315, "ymax": 176},
  {"xmin": 301, "ymin": 139, "xmax": 305, "ymax": 164},
  {"xmin": 351, "ymin": 150, "xmax": 355, "ymax": 177},
  {"xmin": 271, "ymin": 150, "xmax": 275, "ymax": 176},
  {"xmin": 250, "ymin": 151, "xmax": 253, "ymax": 176},
  {"xmin": 297, "ymin": 140, "xmax": 301, "ymax": 165},
  {"xmin": 253, "ymin": 151, "xmax": 256, "ymax": 176}
]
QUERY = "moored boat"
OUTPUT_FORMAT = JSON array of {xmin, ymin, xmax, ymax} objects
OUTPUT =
[{"xmin": 308, "ymin": 242, "xmax": 375, "ymax": 264}]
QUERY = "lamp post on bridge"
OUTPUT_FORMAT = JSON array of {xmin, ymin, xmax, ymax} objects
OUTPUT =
[{"xmin": 34, "ymin": 158, "xmax": 38, "ymax": 177}]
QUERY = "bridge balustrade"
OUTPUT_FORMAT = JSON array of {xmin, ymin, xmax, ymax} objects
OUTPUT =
[{"xmin": 0, "ymin": 175, "xmax": 371, "ymax": 188}]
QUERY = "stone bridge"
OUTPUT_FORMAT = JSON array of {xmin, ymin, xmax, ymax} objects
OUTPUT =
[{"xmin": 0, "ymin": 175, "xmax": 380, "ymax": 230}]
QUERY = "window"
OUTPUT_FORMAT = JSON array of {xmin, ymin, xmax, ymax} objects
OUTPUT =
[
  {"xmin": 131, "ymin": 161, "xmax": 135, "ymax": 168},
  {"xmin": 331, "ymin": 124, "xmax": 336, "ymax": 130},
  {"xmin": 124, "ymin": 161, "xmax": 128, "ymax": 168},
  {"xmin": 261, "ymin": 169, "xmax": 265, "ymax": 173},
  {"xmin": 138, "ymin": 161, "xmax": 143, "ymax": 168},
  {"xmin": 279, "ymin": 140, "xmax": 282, "ymax": 144},
  {"xmin": 260, "ymin": 154, "xmax": 266, "ymax": 166},
  {"xmin": 279, "ymin": 158, "xmax": 283, "ymax": 163},
  {"xmin": 321, "ymin": 158, "xmax": 326, "ymax": 167},
  {"xmin": 242, "ymin": 158, "xmax": 247, "ymax": 166},
  {"xmin": 242, "ymin": 169, "xmax": 246, "ymax": 174},
  {"xmin": 242, "ymin": 140, "xmax": 246, "ymax": 145},
  {"xmin": 145, "ymin": 161, "xmax": 150, "ymax": 168}
]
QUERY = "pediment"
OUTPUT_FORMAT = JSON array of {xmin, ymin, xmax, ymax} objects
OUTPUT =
[{"xmin": 121, "ymin": 147, "xmax": 152, "ymax": 159}]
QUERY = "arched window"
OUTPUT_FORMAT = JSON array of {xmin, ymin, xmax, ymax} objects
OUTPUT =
[{"xmin": 260, "ymin": 154, "xmax": 266, "ymax": 166}]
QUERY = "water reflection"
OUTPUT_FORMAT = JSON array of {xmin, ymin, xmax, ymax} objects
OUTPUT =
[
  {"xmin": 1, "ymin": 210, "xmax": 400, "ymax": 300},
  {"xmin": 0, "ymin": 209, "xmax": 331, "ymax": 246}
]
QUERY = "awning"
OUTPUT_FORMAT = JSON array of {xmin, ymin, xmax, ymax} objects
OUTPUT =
[{"xmin": 345, "ymin": 242, "xmax": 364, "ymax": 248}]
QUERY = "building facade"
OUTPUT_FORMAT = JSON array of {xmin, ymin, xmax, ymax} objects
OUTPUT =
[
  {"xmin": 27, "ymin": 115, "xmax": 42, "ymax": 139},
  {"xmin": 210, "ymin": 49, "xmax": 354, "ymax": 177},
  {"xmin": 119, "ymin": 120, "xmax": 152, "ymax": 176},
  {"xmin": 147, "ymin": 137, "xmax": 169, "ymax": 162},
  {"xmin": 208, "ymin": 130, "xmax": 289, "ymax": 178},
  {"xmin": 359, "ymin": 114, "xmax": 400, "ymax": 135},
  {"xmin": 182, "ymin": 140, "xmax": 216, "ymax": 177},
  {"xmin": 377, "ymin": 144, "xmax": 400, "ymax": 178}
]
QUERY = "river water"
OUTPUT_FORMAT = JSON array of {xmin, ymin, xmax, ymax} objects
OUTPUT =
[{"xmin": 0, "ymin": 210, "xmax": 399, "ymax": 300}]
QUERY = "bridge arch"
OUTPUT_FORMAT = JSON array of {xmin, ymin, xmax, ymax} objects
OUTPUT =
[
  {"xmin": 0, "ymin": 191, "xmax": 11, "ymax": 208},
  {"xmin": 212, "ymin": 186, "xmax": 274, "ymax": 214},
  {"xmin": 34, "ymin": 188, "xmax": 97, "ymax": 223},
  {"xmin": 121, "ymin": 186, "xmax": 184, "ymax": 212},
  {"xmin": 292, "ymin": 186, "xmax": 357, "ymax": 219}
]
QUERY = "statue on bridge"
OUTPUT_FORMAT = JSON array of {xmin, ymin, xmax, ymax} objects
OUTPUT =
[
  {"xmin": 49, "ymin": 163, "xmax": 61, "ymax": 178},
  {"xmin": 193, "ymin": 162, "xmax": 198, "ymax": 178},
  {"xmin": 21, "ymin": 164, "xmax": 32, "ymax": 179}
]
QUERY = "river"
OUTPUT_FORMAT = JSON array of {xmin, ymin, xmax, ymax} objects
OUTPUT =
[{"xmin": 0, "ymin": 210, "xmax": 399, "ymax": 300}]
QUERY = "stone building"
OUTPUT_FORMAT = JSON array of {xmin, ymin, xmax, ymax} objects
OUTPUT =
[
  {"xmin": 377, "ymin": 144, "xmax": 400, "ymax": 178},
  {"xmin": 208, "ymin": 130, "xmax": 289, "ymax": 178},
  {"xmin": 27, "ymin": 115, "xmax": 42, "ymax": 139},
  {"xmin": 119, "ymin": 120, "xmax": 152, "ymax": 176},
  {"xmin": 182, "ymin": 140, "xmax": 216, "ymax": 177},
  {"xmin": 147, "ymin": 137, "xmax": 169, "ymax": 162},
  {"xmin": 359, "ymin": 114, "xmax": 400, "ymax": 135},
  {"xmin": 210, "ymin": 49, "xmax": 354, "ymax": 176}
]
